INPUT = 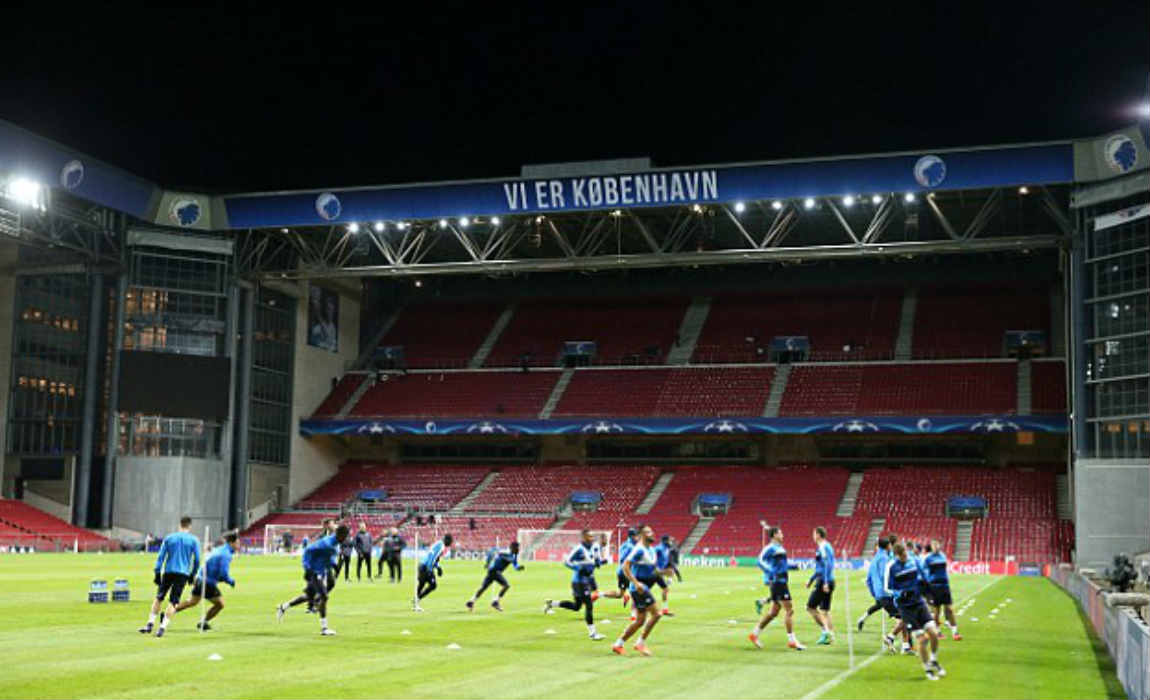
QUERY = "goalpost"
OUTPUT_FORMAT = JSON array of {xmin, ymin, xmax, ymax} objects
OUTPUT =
[
  {"xmin": 517, "ymin": 529, "xmax": 612, "ymax": 562},
  {"xmin": 263, "ymin": 524, "xmax": 328, "ymax": 555}
]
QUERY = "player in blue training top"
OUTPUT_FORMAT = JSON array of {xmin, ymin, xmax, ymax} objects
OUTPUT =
[
  {"xmin": 612, "ymin": 524, "xmax": 663, "ymax": 656},
  {"xmin": 466, "ymin": 541, "xmax": 523, "ymax": 612},
  {"xmin": 805, "ymin": 526, "xmax": 836, "ymax": 645},
  {"xmin": 749, "ymin": 526, "xmax": 805, "ymax": 651},
  {"xmin": 276, "ymin": 524, "xmax": 350, "ymax": 636},
  {"xmin": 615, "ymin": 528, "xmax": 639, "ymax": 609},
  {"xmin": 139, "ymin": 515, "xmax": 201, "ymax": 638},
  {"xmin": 544, "ymin": 529, "xmax": 607, "ymax": 640},
  {"xmin": 924, "ymin": 539, "xmax": 960, "ymax": 640},
  {"xmin": 174, "ymin": 532, "xmax": 239, "ymax": 630},
  {"xmin": 652, "ymin": 535, "xmax": 675, "ymax": 617},
  {"xmin": 857, "ymin": 537, "xmax": 898, "ymax": 632},
  {"xmin": 885, "ymin": 542, "xmax": 946, "ymax": 680},
  {"xmin": 413, "ymin": 533, "xmax": 453, "ymax": 611}
]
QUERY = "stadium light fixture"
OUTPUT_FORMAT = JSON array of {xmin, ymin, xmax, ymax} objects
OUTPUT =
[
  {"xmin": 535, "ymin": 215, "xmax": 545, "ymax": 224},
  {"xmin": 491, "ymin": 216, "xmax": 501, "ymax": 226},
  {"xmin": 610, "ymin": 209, "xmax": 623, "ymax": 217},
  {"xmin": 871, "ymin": 195, "xmax": 882, "ymax": 205},
  {"xmin": 459, "ymin": 217, "xmax": 470, "ymax": 228},
  {"xmin": 691, "ymin": 204, "xmax": 703, "ymax": 214},
  {"xmin": 803, "ymin": 197, "xmax": 816, "ymax": 210},
  {"xmin": 280, "ymin": 228, "xmax": 289, "ymax": 234},
  {"xmin": 904, "ymin": 193, "xmax": 916, "ymax": 203},
  {"xmin": 414, "ymin": 279, "xmax": 423, "ymax": 288},
  {"xmin": 397, "ymin": 221, "xmax": 408, "ymax": 230},
  {"xmin": 4, "ymin": 177, "xmax": 43, "ymax": 210},
  {"xmin": 771, "ymin": 200, "xmax": 783, "ymax": 210},
  {"xmin": 1018, "ymin": 186, "xmax": 1030, "ymax": 195},
  {"xmin": 347, "ymin": 222, "xmax": 360, "ymax": 233},
  {"xmin": 734, "ymin": 201, "xmax": 746, "ymax": 214},
  {"xmin": 373, "ymin": 221, "xmax": 385, "ymax": 232},
  {"xmin": 842, "ymin": 195, "xmax": 855, "ymax": 207},
  {"xmin": 439, "ymin": 219, "xmax": 448, "ymax": 229}
]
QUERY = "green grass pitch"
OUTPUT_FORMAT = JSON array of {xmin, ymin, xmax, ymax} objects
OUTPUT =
[{"xmin": 0, "ymin": 553, "xmax": 1123, "ymax": 699}]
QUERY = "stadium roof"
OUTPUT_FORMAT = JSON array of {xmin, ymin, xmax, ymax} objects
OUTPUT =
[{"xmin": 0, "ymin": 118, "xmax": 1146, "ymax": 278}]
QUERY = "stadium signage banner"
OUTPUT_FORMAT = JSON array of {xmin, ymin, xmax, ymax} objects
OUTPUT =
[
  {"xmin": 299, "ymin": 415, "xmax": 1068, "ymax": 437},
  {"xmin": 223, "ymin": 143, "xmax": 1074, "ymax": 228},
  {"xmin": 680, "ymin": 555, "xmax": 734, "ymax": 568}
]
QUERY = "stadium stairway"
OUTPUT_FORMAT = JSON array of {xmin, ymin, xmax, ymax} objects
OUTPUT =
[
  {"xmin": 762, "ymin": 364, "xmax": 791, "ymax": 417},
  {"xmin": 635, "ymin": 472, "xmax": 674, "ymax": 514},
  {"xmin": 449, "ymin": 470, "xmax": 502, "ymax": 513},
  {"xmin": 836, "ymin": 472, "xmax": 863, "ymax": 517},
  {"xmin": 894, "ymin": 287, "xmax": 917, "ymax": 360},
  {"xmin": 665, "ymin": 296, "xmax": 711, "ymax": 365},
  {"xmin": 336, "ymin": 374, "xmax": 373, "ymax": 419},
  {"xmin": 680, "ymin": 516, "xmax": 714, "ymax": 555},
  {"xmin": 1017, "ymin": 359, "xmax": 1032, "ymax": 415},
  {"xmin": 1056, "ymin": 474, "xmax": 1072, "ymax": 519},
  {"xmin": 862, "ymin": 517, "xmax": 886, "ymax": 554},
  {"xmin": 955, "ymin": 520, "xmax": 973, "ymax": 560},
  {"xmin": 539, "ymin": 368, "xmax": 575, "ymax": 419},
  {"xmin": 470, "ymin": 303, "xmax": 516, "ymax": 368}
]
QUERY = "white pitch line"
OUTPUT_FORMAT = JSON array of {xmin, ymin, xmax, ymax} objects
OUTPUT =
[{"xmin": 801, "ymin": 576, "xmax": 1006, "ymax": 700}]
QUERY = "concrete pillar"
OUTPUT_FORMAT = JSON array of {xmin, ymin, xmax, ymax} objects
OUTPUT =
[
  {"xmin": 100, "ymin": 274, "xmax": 128, "ymax": 528},
  {"xmin": 74, "ymin": 271, "xmax": 104, "ymax": 527}
]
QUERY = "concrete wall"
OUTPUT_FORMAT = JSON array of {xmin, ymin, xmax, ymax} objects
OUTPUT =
[
  {"xmin": 1073, "ymin": 458, "xmax": 1150, "ymax": 570},
  {"xmin": 288, "ymin": 281, "xmax": 360, "ymax": 504},
  {"xmin": 113, "ymin": 456, "xmax": 229, "ymax": 537},
  {"xmin": 248, "ymin": 463, "xmax": 288, "ymax": 509}
]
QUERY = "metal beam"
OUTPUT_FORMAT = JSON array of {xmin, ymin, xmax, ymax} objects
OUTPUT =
[{"xmin": 261, "ymin": 235, "xmax": 1064, "ymax": 280}]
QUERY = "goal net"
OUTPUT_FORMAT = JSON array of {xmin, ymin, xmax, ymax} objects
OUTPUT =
[
  {"xmin": 517, "ymin": 529, "xmax": 612, "ymax": 563},
  {"xmin": 263, "ymin": 524, "xmax": 328, "ymax": 555}
]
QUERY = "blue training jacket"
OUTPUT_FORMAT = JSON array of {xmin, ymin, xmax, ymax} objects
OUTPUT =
[
  {"xmin": 923, "ymin": 551, "xmax": 950, "ymax": 585},
  {"xmin": 302, "ymin": 535, "xmax": 340, "ymax": 575},
  {"xmin": 154, "ymin": 531, "xmax": 201, "ymax": 577},
  {"xmin": 565, "ymin": 542, "xmax": 597, "ymax": 583},
  {"xmin": 617, "ymin": 538, "xmax": 637, "ymax": 576},
  {"xmin": 421, "ymin": 540, "xmax": 447, "ymax": 570},
  {"xmin": 809, "ymin": 540, "xmax": 836, "ymax": 584},
  {"xmin": 884, "ymin": 556, "xmax": 925, "ymax": 602},
  {"xmin": 758, "ymin": 542, "xmax": 795, "ymax": 584},
  {"xmin": 205, "ymin": 545, "xmax": 236, "ymax": 586},
  {"xmin": 867, "ymin": 549, "xmax": 889, "ymax": 599}
]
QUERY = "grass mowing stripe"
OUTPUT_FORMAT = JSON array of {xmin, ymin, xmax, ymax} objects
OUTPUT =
[{"xmin": 801, "ymin": 575, "xmax": 1006, "ymax": 700}]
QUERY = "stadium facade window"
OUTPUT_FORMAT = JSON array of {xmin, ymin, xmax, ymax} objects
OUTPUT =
[
  {"xmin": 247, "ymin": 287, "xmax": 295, "ymax": 466},
  {"xmin": 118, "ymin": 413, "xmax": 220, "ymax": 459},
  {"xmin": 1082, "ymin": 197, "xmax": 1150, "ymax": 458},
  {"xmin": 6, "ymin": 275, "xmax": 88, "ymax": 455}
]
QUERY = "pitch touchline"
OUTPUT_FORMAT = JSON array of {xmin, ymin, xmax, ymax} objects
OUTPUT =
[{"xmin": 800, "ymin": 576, "xmax": 1006, "ymax": 700}]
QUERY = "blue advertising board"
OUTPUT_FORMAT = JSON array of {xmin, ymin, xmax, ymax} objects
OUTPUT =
[
  {"xmin": 300, "ymin": 415, "xmax": 1067, "ymax": 437},
  {"xmin": 224, "ymin": 143, "xmax": 1074, "ymax": 229}
]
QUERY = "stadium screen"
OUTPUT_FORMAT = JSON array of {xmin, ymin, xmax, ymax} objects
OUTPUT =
[{"xmin": 117, "ymin": 351, "xmax": 231, "ymax": 421}]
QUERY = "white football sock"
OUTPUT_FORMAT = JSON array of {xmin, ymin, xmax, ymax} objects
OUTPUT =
[{"xmin": 320, "ymin": 617, "xmax": 328, "ymax": 629}]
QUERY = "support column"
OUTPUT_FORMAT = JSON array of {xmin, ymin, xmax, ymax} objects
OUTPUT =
[
  {"xmin": 74, "ymin": 271, "xmax": 104, "ymax": 527},
  {"xmin": 230, "ymin": 284, "xmax": 255, "ymax": 529},
  {"xmin": 100, "ymin": 274, "xmax": 127, "ymax": 528},
  {"xmin": 220, "ymin": 285, "xmax": 240, "ymax": 529}
]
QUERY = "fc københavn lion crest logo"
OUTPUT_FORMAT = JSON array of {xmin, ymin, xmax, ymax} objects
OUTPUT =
[
  {"xmin": 1103, "ymin": 135, "xmax": 1138, "ymax": 174},
  {"xmin": 60, "ymin": 160, "xmax": 84, "ymax": 190},
  {"xmin": 913, "ymin": 155, "xmax": 946, "ymax": 188},
  {"xmin": 316, "ymin": 192, "xmax": 342, "ymax": 221},
  {"xmin": 169, "ymin": 198, "xmax": 202, "ymax": 227}
]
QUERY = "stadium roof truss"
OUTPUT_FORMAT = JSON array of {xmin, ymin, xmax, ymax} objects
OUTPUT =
[{"xmin": 232, "ymin": 184, "xmax": 1073, "ymax": 279}]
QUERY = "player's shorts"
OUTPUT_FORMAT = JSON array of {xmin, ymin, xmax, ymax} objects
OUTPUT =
[
  {"xmin": 653, "ymin": 575, "xmax": 668, "ymax": 590},
  {"xmin": 572, "ymin": 579, "xmax": 597, "ymax": 601},
  {"xmin": 806, "ymin": 580, "xmax": 835, "ymax": 611},
  {"xmin": 155, "ymin": 573, "xmax": 189, "ymax": 604},
  {"xmin": 617, "ymin": 572, "xmax": 629, "ymax": 590},
  {"xmin": 769, "ymin": 581, "xmax": 792, "ymax": 603},
  {"xmin": 304, "ymin": 570, "xmax": 329, "ymax": 601},
  {"xmin": 928, "ymin": 583, "xmax": 953, "ymax": 606},
  {"xmin": 418, "ymin": 565, "xmax": 437, "ymax": 586},
  {"xmin": 191, "ymin": 578, "xmax": 222, "ymax": 600},
  {"xmin": 483, "ymin": 570, "xmax": 509, "ymax": 588},
  {"xmin": 880, "ymin": 596, "xmax": 901, "ymax": 619},
  {"xmin": 631, "ymin": 584, "xmax": 657, "ymax": 611},
  {"xmin": 896, "ymin": 595, "xmax": 933, "ymax": 633}
]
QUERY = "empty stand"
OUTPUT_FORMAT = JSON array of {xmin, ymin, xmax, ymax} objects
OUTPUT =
[
  {"xmin": 1031, "ymin": 360, "xmax": 1068, "ymax": 413},
  {"xmin": 780, "ymin": 362, "xmax": 1018, "ymax": 416},
  {"xmin": 0, "ymin": 500, "xmax": 112, "ymax": 551},
  {"xmin": 349, "ymin": 371, "xmax": 559, "ymax": 418},
  {"xmin": 693, "ymin": 290, "xmax": 901, "ymax": 363},
  {"xmin": 296, "ymin": 463, "xmax": 491, "ymax": 511},
  {"xmin": 484, "ymin": 297, "xmax": 688, "ymax": 368},
  {"xmin": 377, "ymin": 301, "xmax": 505, "ymax": 369},
  {"xmin": 913, "ymin": 285, "xmax": 1049, "ymax": 358},
  {"xmin": 312, "ymin": 374, "xmax": 362, "ymax": 416},
  {"xmin": 467, "ymin": 465, "xmax": 660, "ymax": 514},
  {"xmin": 552, "ymin": 366, "xmax": 775, "ymax": 417}
]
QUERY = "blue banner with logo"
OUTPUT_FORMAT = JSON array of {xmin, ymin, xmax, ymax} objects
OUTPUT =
[
  {"xmin": 224, "ymin": 143, "xmax": 1074, "ymax": 229},
  {"xmin": 300, "ymin": 414, "xmax": 1067, "ymax": 437}
]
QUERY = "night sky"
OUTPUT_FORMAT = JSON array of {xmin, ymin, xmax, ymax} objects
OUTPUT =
[{"xmin": 2, "ymin": 3, "xmax": 1147, "ymax": 193}]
